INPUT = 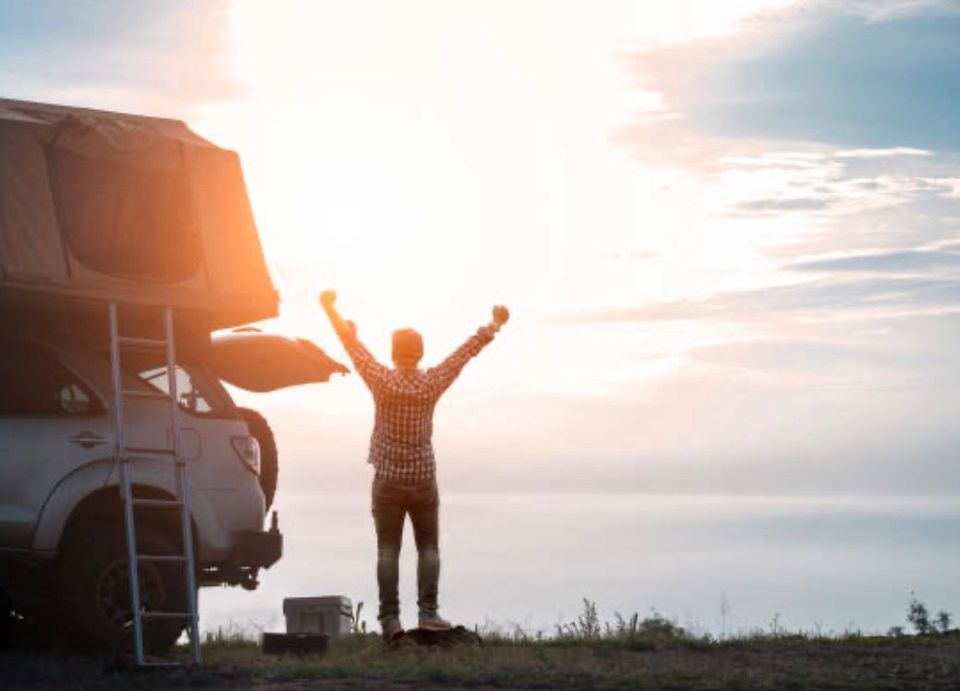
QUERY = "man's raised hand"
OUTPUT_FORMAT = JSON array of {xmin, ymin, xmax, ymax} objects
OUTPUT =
[
  {"xmin": 320, "ymin": 289, "xmax": 356, "ymax": 340},
  {"xmin": 320, "ymin": 290, "xmax": 337, "ymax": 309},
  {"xmin": 492, "ymin": 305, "xmax": 510, "ymax": 328}
]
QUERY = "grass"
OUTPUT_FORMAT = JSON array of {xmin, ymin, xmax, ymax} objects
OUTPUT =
[
  {"xmin": 3, "ymin": 599, "xmax": 959, "ymax": 690},
  {"xmin": 195, "ymin": 626, "xmax": 960, "ymax": 690}
]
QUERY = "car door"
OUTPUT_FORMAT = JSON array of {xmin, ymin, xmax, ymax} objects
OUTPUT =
[{"xmin": 0, "ymin": 340, "xmax": 112, "ymax": 551}]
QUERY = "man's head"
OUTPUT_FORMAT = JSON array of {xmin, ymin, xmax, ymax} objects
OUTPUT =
[{"xmin": 392, "ymin": 328, "xmax": 423, "ymax": 368}]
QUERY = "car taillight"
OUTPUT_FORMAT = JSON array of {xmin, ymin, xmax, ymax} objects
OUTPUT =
[{"xmin": 231, "ymin": 435, "xmax": 261, "ymax": 475}]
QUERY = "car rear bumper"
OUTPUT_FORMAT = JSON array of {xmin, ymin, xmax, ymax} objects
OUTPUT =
[
  {"xmin": 230, "ymin": 527, "xmax": 283, "ymax": 569},
  {"xmin": 199, "ymin": 514, "xmax": 282, "ymax": 590}
]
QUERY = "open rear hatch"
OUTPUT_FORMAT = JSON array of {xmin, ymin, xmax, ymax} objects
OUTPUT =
[{"xmin": 209, "ymin": 330, "xmax": 349, "ymax": 392}]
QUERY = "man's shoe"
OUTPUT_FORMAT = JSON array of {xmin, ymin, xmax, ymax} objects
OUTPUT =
[
  {"xmin": 381, "ymin": 617, "xmax": 404, "ymax": 640},
  {"xmin": 418, "ymin": 611, "xmax": 452, "ymax": 631}
]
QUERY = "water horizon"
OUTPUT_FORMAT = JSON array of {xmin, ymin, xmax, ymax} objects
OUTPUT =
[{"xmin": 200, "ymin": 490, "xmax": 960, "ymax": 638}]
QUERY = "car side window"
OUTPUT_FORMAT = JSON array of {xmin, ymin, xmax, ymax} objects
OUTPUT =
[
  {"xmin": 121, "ymin": 351, "xmax": 226, "ymax": 416},
  {"xmin": 137, "ymin": 365, "xmax": 214, "ymax": 414},
  {"xmin": 0, "ymin": 341, "xmax": 102, "ymax": 416}
]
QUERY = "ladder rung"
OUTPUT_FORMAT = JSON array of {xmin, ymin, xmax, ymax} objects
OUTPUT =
[
  {"xmin": 126, "ymin": 446, "xmax": 176, "ymax": 456},
  {"xmin": 131, "ymin": 498, "xmax": 183, "ymax": 508},
  {"xmin": 139, "ymin": 660, "xmax": 184, "ymax": 668},
  {"xmin": 117, "ymin": 336, "xmax": 168, "ymax": 348},
  {"xmin": 142, "ymin": 611, "xmax": 195, "ymax": 620},
  {"xmin": 137, "ymin": 554, "xmax": 187, "ymax": 563},
  {"xmin": 121, "ymin": 389, "xmax": 169, "ymax": 400},
  {"xmin": 110, "ymin": 304, "xmax": 201, "ymax": 667}
]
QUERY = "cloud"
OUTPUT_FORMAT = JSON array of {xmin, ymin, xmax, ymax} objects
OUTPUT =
[
  {"xmin": 595, "ymin": 250, "xmax": 659, "ymax": 260},
  {"xmin": 691, "ymin": 339, "xmax": 871, "ymax": 372},
  {"xmin": 734, "ymin": 196, "xmax": 831, "ymax": 213},
  {"xmin": 688, "ymin": 312, "xmax": 960, "ymax": 375},
  {"xmin": 835, "ymin": 147, "xmax": 932, "ymax": 159},
  {"xmin": 625, "ymin": 2, "xmax": 960, "ymax": 151},
  {"xmin": 551, "ymin": 275, "xmax": 960, "ymax": 325},
  {"xmin": 845, "ymin": 0, "xmax": 960, "ymax": 22},
  {"xmin": 724, "ymin": 161, "xmax": 960, "ymax": 256},
  {"xmin": 788, "ymin": 248, "xmax": 960, "ymax": 273},
  {"xmin": 605, "ymin": 0, "xmax": 960, "ymax": 398},
  {"xmin": 615, "ymin": 123, "xmax": 960, "ymax": 254}
]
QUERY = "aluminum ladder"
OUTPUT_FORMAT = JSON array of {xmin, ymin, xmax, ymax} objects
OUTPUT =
[{"xmin": 108, "ymin": 303, "xmax": 202, "ymax": 665}]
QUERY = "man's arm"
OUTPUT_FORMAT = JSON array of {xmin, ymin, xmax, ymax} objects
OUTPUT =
[
  {"xmin": 428, "ymin": 305, "xmax": 509, "ymax": 395},
  {"xmin": 320, "ymin": 290, "xmax": 388, "ymax": 392}
]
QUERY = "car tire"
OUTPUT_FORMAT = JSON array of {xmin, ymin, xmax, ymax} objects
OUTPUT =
[
  {"xmin": 0, "ymin": 588, "xmax": 12, "ymax": 649},
  {"xmin": 238, "ymin": 406, "xmax": 278, "ymax": 510},
  {"xmin": 57, "ymin": 521, "xmax": 188, "ymax": 653}
]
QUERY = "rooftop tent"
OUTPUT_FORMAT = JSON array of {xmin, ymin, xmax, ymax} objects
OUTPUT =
[{"xmin": 0, "ymin": 98, "xmax": 278, "ymax": 329}]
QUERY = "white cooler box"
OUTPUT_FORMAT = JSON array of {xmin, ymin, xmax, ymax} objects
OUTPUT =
[{"xmin": 283, "ymin": 596, "xmax": 353, "ymax": 637}]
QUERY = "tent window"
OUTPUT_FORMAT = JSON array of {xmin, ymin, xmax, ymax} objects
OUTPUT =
[{"xmin": 50, "ymin": 148, "xmax": 201, "ymax": 281}]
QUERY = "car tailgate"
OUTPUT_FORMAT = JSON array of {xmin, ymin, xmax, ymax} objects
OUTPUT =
[{"xmin": 209, "ymin": 331, "xmax": 349, "ymax": 392}]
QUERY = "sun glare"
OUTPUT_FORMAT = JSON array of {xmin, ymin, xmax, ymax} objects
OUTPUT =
[{"xmin": 197, "ymin": 0, "xmax": 813, "ymax": 392}]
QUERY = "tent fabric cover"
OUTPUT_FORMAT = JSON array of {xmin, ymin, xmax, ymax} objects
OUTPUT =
[{"xmin": 0, "ymin": 98, "xmax": 278, "ymax": 329}]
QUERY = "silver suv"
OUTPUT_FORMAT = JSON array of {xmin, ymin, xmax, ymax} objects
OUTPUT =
[
  {"xmin": 0, "ymin": 325, "xmax": 344, "ymax": 650},
  {"xmin": 0, "ymin": 97, "xmax": 341, "ymax": 651}
]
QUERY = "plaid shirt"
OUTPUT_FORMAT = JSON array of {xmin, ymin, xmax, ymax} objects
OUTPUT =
[{"xmin": 341, "ymin": 326, "xmax": 496, "ymax": 483}]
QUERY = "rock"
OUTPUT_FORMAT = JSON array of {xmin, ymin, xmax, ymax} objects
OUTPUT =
[{"xmin": 386, "ymin": 625, "xmax": 482, "ymax": 649}]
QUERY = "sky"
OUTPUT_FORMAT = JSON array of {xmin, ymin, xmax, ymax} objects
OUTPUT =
[{"xmin": 1, "ymin": 0, "xmax": 958, "ymax": 497}]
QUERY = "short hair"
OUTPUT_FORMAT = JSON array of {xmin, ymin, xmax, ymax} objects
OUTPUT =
[{"xmin": 392, "ymin": 328, "xmax": 423, "ymax": 365}]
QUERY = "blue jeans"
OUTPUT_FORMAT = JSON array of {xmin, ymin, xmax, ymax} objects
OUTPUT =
[{"xmin": 371, "ymin": 476, "xmax": 440, "ymax": 622}]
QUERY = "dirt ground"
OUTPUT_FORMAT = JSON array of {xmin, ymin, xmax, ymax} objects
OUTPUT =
[{"xmin": 3, "ymin": 634, "xmax": 960, "ymax": 691}]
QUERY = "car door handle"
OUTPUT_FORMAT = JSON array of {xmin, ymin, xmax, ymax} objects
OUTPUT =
[{"xmin": 69, "ymin": 431, "xmax": 108, "ymax": 449}]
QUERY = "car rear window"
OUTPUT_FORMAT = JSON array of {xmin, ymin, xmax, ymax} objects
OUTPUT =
[{"xmin": 122, "ymin": 352, "xmax": 228, "ymax": 416}]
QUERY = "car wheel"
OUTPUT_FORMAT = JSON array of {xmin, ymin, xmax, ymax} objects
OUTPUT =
[
  {"xmin": 238, "ymin": 406, "xmax": 278, "ymax": 510},
  {"xmin": 0, "ymin": 588, "xmax": 12, "ymax": 649},
  {"xmin": 58, "ymin": 521, "xmax": 188, "ymax": 653}
]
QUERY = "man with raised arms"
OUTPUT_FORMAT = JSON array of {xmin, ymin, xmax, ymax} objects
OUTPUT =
[{"xmin": 320, "ymin": 290, "xmax": 509, "ymax": 640}]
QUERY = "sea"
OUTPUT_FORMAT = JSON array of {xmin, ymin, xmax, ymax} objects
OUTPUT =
[{"xmin": 200, "ymin": 492, "xmax": 960, "ymax": 638}]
